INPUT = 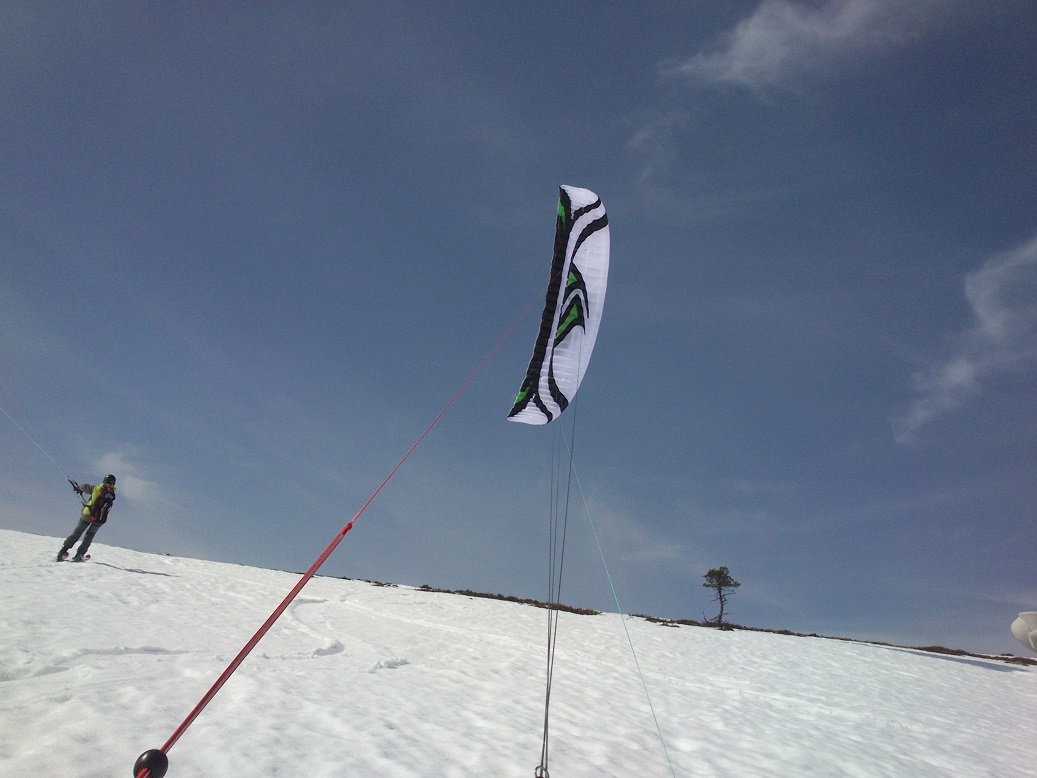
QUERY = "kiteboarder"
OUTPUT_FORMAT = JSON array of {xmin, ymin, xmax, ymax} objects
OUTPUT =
[{"xmin": 57, "ymin": 474, "xmax": 117, "ymax": 562}]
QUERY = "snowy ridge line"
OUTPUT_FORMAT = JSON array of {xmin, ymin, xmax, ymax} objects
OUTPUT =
[
  {"xmin": 413, "ymin": 583, "xmax": 601, "ymax": 615},
  {"xmin": 631, "ymin": 614, "xmax": 1037, "ymax": 667},
  {"xmin": 322, "ymin": 574, "xmax": 1037, "ymax": 667},
  {"xmin": 319, "ymin": 577, "xmax": 601, "ymax": 615}
]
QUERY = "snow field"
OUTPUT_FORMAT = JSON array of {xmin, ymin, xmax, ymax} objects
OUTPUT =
[{"xmin": 1, "ymin": 529, "xmax": 1034, "ymax": 777}]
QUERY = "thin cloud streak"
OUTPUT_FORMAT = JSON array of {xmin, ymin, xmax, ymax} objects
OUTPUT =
[
  {"xmin": 667, "ymin": 0, "xmax": 943, "ymax": 91},
  {"xmin": 896, "ymin": 234, "xmax": 1037, "ymax": 441}
]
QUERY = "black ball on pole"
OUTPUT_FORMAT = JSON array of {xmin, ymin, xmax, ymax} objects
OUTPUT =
[{"xmin": 133, "ymin": 749, "xmax": 169, "ymax": 778}]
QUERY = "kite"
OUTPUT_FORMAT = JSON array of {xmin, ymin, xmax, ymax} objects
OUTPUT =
[
  {"xmin": 508, "ymin": 185, "xmax": 609, "ymax": 425},
  {"xmin": 1011, "ymin": 612, "xmax": 1037, "ymax": 653}
]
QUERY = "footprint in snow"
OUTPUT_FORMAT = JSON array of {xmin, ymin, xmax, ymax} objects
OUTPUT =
[{"xmin": 367, "ymin": 657, "xmax": 409, "ymax": 673}]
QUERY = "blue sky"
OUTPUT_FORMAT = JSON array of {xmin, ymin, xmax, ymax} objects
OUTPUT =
[{"xmin": 2, "ymin": 1, "xmax": 1034, "ymax": 656}]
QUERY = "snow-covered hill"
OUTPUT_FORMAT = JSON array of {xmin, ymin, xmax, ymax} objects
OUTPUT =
[{"xmin": 1, "ymin": 529, "xmax": 1034, "ymax": 777}]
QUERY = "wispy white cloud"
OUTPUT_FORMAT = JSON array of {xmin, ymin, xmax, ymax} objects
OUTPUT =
[
  {"xmin": 582, "ymin": 497, "xmax": 689, "ymax": 568},
  {"xmin": 630, "ymin": 1, "xmax": 949, "ymax": 213},
  {"xmin": 668, "ymin": 0, "xmax": 942, "ymax": 91},
  {"xmin": 92, "ymin": 448, "xmax": 163, "ymax": 508},
  {"xmin": 896, "ymin": 234, "xmax": 1037, "ymax": 442}
]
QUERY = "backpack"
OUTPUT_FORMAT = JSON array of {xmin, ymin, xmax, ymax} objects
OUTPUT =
[{"xmin": 88, "ymin": 485, "xmax": 116, "ymax": 524}]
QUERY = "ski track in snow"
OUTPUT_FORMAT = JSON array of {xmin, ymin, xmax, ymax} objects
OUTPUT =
[{"xmin": 1, "ymin": 529, "xmax": 1035, "ymax": 777}]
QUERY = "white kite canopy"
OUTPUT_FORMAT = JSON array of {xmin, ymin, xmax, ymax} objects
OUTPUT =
[
  {"xmin": 1011, "ymin": 612, "xmax": 1037, "ymax": 653},
  {"xmin": 508, "ymin": 185, "xmax": 609, "ymax": 425}
]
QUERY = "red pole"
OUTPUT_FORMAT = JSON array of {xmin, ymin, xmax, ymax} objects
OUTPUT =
[{"xmin": 136, "ymin": 293, "xmax": 536, "ymax": 774}]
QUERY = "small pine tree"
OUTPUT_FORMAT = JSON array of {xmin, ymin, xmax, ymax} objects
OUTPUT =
[{"xmin": 703, "ymin": 566, "xmax": 741, "ymax": 626}]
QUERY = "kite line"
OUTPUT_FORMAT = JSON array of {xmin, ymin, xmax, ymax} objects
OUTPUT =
[
  {"xmin": 0, "ymin": 397, "xmax": 90, "ymax": 507},
  {"xmin": 0, "ymin": 400, "xmax": 77, "ymax": 486}
]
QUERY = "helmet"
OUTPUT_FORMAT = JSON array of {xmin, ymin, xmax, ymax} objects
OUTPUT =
[{"xmin": 103, "ymin": 474, "xmax": 116, "ymax": 485}]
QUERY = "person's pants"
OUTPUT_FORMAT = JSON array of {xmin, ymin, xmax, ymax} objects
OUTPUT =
[{"xmin": 61, "ymin": 517, "xmax": 101, "ymax": 557}]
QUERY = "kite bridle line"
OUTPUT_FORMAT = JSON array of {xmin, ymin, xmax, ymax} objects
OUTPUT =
[
  {"xmin": 137, "ymin": 280, "xmax": 554, "ymax": 777},
  {"xmin": 537, "ymin": 392, "xmax": 579, "ymax": 778},
  {"xmin": 556, "ymin": 426, "xmax": 677, "ymax": 778},
  {"xmin": 534, "ymin": 330, "xmax": 675, "ymax": 778}
]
